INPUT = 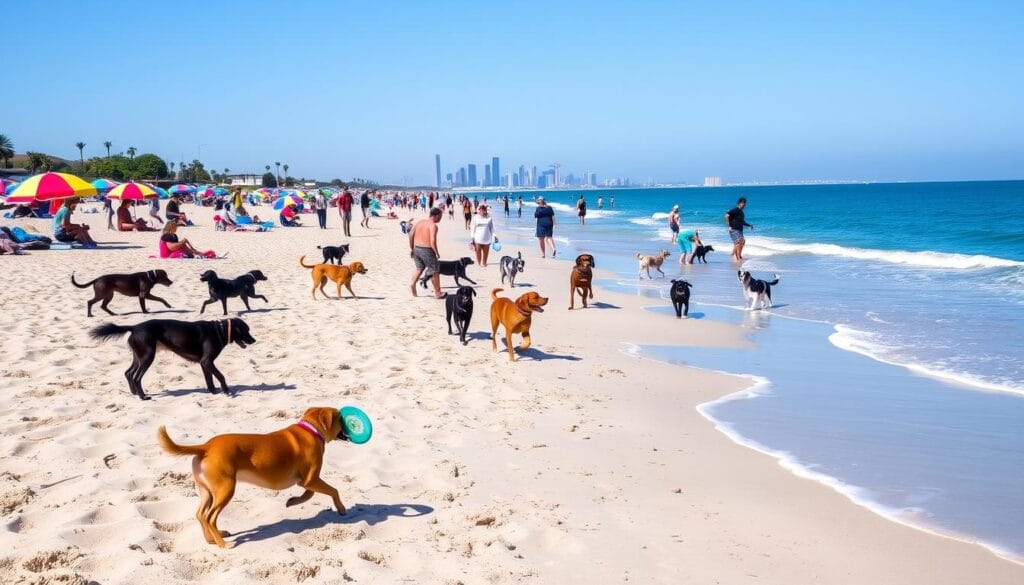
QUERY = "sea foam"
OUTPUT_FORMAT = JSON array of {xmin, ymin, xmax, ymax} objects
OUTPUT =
[{"xmin": 743, "ymin": 237, "xmax": 1024, "ymax": 270}]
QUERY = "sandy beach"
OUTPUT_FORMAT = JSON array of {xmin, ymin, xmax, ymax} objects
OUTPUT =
[{"xmin": 1, "ymin": 202, "xmax": 1021, "ymax": 585}]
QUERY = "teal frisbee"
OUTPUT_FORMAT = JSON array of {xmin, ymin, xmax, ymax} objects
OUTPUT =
[{"xmin": 339, "ymin": 406, "xmax": 373, "ymax": 444}]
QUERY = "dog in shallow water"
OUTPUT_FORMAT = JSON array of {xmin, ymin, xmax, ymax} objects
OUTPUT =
[
  {"xmin": 157, "ymin": 406, "xmax": 348, "ymax": 548},
  {"xmin": 72, "ymin": 270, "xmax": 173, "ymax": 317},
  {"xmin": 738, "ymin": 270, "xmax": 780, "ymax": 310},
  {"xmin": 317, "ymin": 243, "xmax": 350, "ymax": 265},
  {"xmin": 199, "ymin": 270, "xmax": 269, "ymax": 315},
  {"xmin": 670, "ymin": 279, "xmax": 693, "ymax": 318},
  {"xmin": 445, "ymin": 285, "xmax": 476, "ymax": 345},
  {"xmin": 90, "ymin": 318, "xmax": 256, "ymax": 400},
  {"xmin": 692, "ymin": 245, "xmax": 715, "ymax": 264},
  {"xmin": 636, "ymin": 250, "xmax": 671, "ymax": 279}
]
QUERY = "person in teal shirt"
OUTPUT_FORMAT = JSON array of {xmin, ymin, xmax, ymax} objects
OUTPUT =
[{"xmin": 53, "ymin": 200, "xmax": 97, "ymax": 248}]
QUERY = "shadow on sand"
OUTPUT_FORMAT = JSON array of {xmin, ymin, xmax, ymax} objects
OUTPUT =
[
  {"xmin": 162, "ymin": 382, "xmax": 297, "ymax": 398},
  {"xmin": 231, "ymin": 503, "xmax": 434, "ymax": 546}
]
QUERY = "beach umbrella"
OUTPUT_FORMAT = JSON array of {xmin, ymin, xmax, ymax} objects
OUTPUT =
[
  {"xmin": 91, "ymin": 178, "xmax": 120, "ymax": 191},
  {"xmin": 273, "ymin": 194, "xmax": 301, "ymax": 210},
  {"xmin": 214, "ymin": 187, "xmax": 229, "ymax": 196},
  {"xmin": 168, "ymin": 184, "xmax": 196, "ymax": 195},
  {"xmin": 145, "ymin": 185, "xmax": 170, "ymax": 199},
  {"xmin": 4, "ymin": 172, "xmax": 97, "ymax": 203},
  {"xmin": 106, "ymin": 181, "xmax": 159, "ymax": 201},
  {"xmin": 0, "ymin": 180, "xmax": 15, "ymax": 196}
]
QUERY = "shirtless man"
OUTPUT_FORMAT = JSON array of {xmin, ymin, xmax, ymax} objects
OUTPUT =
[{"xmin": 410, "ymin": 207, "xmax": 443, "ymax": 298}]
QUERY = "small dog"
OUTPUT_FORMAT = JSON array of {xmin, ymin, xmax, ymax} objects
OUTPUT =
[
  {"xmin": 637, "ymin": 250, "xmax": 671, "ymax": 279},
  {"xmin": 738, "ymin": 270, "xmax": 780, "ymax": 310},
  {"xmin": 569, "ymin": 254, "xmax": 595, "ymax": 309},
  {"xmin": 317, "ymin": 243, "xmax": 350, "ymax": 265},
  {"xmin": 300, "ymin": 256, "xmax": 368, "ymax": 299},
  {"xmin": 692, "ymin": 245, "xmax": 715, "ymax": 264},
  {"xmin": 490, "ymin": 288, "xmax": 548, "ymax": 362},
  {"xmin": 72, "ymin": 270, "xmax": 173, "ymax": 317},
  {"xmin": 445, "ymin": 285, "xmax": 476, "ymax": 345},
  {"xmin": 420, "ymin": 257, "xmax": 476, "ymax": 288},
  {"xmin": 90, "ymin": 318, "xmax": 256, "ymax": 400},
  {"xmin": 670, "ymin": 279, "xmax": 693, "ymax": 318},
  {"xmin": 199, "ymin": 270, "xmax": 269, "ymax": 315},
  {"xmin": 499, "ymin": 252, "xmax": 526, "ymax": 287},
  {"xmin": 157, "ymin": 406, "xmax": 348, "ymax": 548}
]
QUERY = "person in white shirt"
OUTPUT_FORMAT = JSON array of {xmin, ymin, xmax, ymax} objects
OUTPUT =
[{"xmin": 469, "ymin": 204, "xmax": 495, "ymax": 267}]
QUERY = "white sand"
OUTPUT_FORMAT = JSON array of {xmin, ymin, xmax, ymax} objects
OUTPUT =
[{"xmin": 1, "ymin": 202, "xmax": 1020, "ymax": 584}]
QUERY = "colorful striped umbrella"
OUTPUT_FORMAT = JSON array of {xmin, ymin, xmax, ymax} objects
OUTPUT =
[
  {"xmin": 168, "ymin": 184, "xmax": 196, "ymax": 194},
  {"xmin": 214, "ymin": 187, "xmax": 229, "ymax": 196},
  {"xmin": 4, "ymin": 172, "xmax": 97, "ymax": 203},
  {"xmin": 91, "ymin": 178, "xmax": 120, "ymax": 191},
  {"xmin": 106, "ymin": 181, "xmax": 159, "ymax": 201},
  {"xmin": 273, "ymin": 194, "xmax": 302, "ymax": 210}
]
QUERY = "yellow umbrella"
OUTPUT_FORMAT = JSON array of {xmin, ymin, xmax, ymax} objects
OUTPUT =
[
  {"xmin": 4, "ymin": 172, "xmax": 97, "ymax": 203},
  {"xmin": 106, "ymin": 182, "xmax": 159, "ymax": 201}
]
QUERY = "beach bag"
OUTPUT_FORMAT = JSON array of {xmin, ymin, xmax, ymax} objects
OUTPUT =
[{"xmin": 492, "ymin": 238, "xmax": 502, "ymax": 252}]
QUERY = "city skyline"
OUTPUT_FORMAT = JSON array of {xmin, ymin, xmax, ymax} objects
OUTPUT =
[{"xmin": 4, "ymin": 1, "xmax": 1022, "ymax": 185}]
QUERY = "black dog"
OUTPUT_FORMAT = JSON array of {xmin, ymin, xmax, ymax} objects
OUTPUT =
[
  {"xmin": 90, "ymin": 318, "xmax": 256, "ymax": 400},
  {"xmin": 199, "ymin": 270, "xmax": 269, "ymax": 315},
  {"xmin": 670, "ymin": 279, "xmax": 693, "ymax": 318},
  {"xmin": 499, "ymin": 252, "xmax": 525, "ymax": 287},
  {"xmin": 445, "ymin": 285, "xmax": 476, "ymax": 345},
  {"xmin": 72, "ymin": 270, "xmax": 173, "ymax": 317},
  {"xmin": 317, "ymin": 243, "xmax": 350, "ymax": 265},
  {"xmin": 421, "ymin": 257, "xmax": 476, "ymax": 288},
  {"xmin": 692, "ymin": 245, "xmax": 715, "ymax": 264}
]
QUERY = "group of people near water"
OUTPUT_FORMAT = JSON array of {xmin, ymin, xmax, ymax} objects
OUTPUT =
[{"xmin": 668, "ymin": 196, "xmax": 754, "ymax": 263}]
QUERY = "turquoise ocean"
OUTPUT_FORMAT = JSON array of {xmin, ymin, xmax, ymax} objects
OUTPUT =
[{"xmin": 461, "ymin": 181, "xmax": 1024, "ymax": 560}]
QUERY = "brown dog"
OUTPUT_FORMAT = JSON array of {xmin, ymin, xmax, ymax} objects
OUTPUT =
[
  {"xmin": 490, "ymin": 288, "xmax": 548, "ymax": 362},
  {"xmin": 72, "ymin": 270, "xmax": 173, "ymax": 317},
  {"xmin": 299, "ymin": 256, "xmax": 368, "ymax": 299},
  {"xmin": 569, "ymin": 254, "xmax": 595, "ymax": 310},
  {"xmin": 636, "ymin": 250, "xmax": 671, "ymax": 279},
  {"xmin": 157, "ymin": 407, "xmax": 347, "ymax": 548}
]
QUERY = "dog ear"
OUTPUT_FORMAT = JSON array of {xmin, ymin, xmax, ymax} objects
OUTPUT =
[
  {"xmin": 589, "ymin": 256, "xmax": 595, "ymax": 268},
  {"xmin": 313, "ymin": 407, "xmax": 340, "ymax": 441},
  {"xmin": 470, "ymin": 288, "xmax": 477, "ymax": 296}
]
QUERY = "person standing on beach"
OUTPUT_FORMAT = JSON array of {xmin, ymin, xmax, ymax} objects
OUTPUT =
[
  {"xmin": 725, "ymin": 197, "xmax": 754, "ymax": 261},
  {"xmin": 148, "ymin": 197, "xmax": 164, "ymax": 225},
  {"xmin": 314, "ymin": 189, "xmax": 328, "ymax": 229},
  {"xmin": 516, "ymin": 195, "xmax": 523, "ymax": 218},
  {"xmin": 470, "ymin": 203, "xmax": 495, "ymax": 267},
  {"xmin": 668, "ymin": 205, "xmax": 681, "ymax": 244},
  {"xmin": 677, "ymin": 228, "xmax": 704, "ymax": 265},
  {"xmin": 610, "ymin": 196, "xmax": 615, "ymax": 208},
  {"xmin": 598, "ymin": 196, "xmax": 603, "ymax": 209},
  {"xmin": 359, "ymin": 190, "xmax": 371, "ymax": 229},
  {"xmin": 102, "ymin": 196, "xmax": 114, "ymax": 230},
  {"xmin": 577, "ymin": 195, "xmax": 587, "ymax": 225},
  {"xmin": 338, "ymin": 188, "xmax": 354, "ymax": 237},
  {"xmin": 534, "ymin": 196, "xmax": 557, "ymax": 258},
  {"xmin": 503, "ymin": 195, "xmax": 510, "ymax": 217},
  {"xmin": 409, "ymin": 207, "xmax": 443, "ymax": 299},
  {"xmin": 462, "ymin": 199, "xmax": 473, "ymax": 230}
]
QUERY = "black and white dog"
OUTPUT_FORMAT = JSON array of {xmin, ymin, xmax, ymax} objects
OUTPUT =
[
  {"xmin": 444, "ymin": 285, "xmax": 476, "ymax": 345},
  {"xmin": 670, "ymin": 279, "xmax": 693, "ymax": 318},
  {"xmin": 499, "ymin": 252, "xmax": 526, "ymax": 287},
  {"xmin": 421, "ymin": 257, "xmax": 477, "ymax": 288},
  {"xmin": 317, "ymin": 243, "xmax": 350, "ymax": 265},
  {"xmin": 738, "ymin": 270, "xmax": 780, "ymax": 310}
]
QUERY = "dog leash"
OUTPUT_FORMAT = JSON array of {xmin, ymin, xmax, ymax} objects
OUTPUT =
[{"xmin": 295, "ymin": 420, "xmax": 325, "ymax": 444}]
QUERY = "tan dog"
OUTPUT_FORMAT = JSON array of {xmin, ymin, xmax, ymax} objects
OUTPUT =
[
  {"xmin": 490, "ymin": 288, "xmax": 549, "ymax": 362},
  {"xmin": 300, "ymin": 256, "xmax": 368, "ymax": 299},
  {"xmin": 569, "ymin": 253, "xmax": 595, "ymax": 310},
  {"xmin": 157, "ymin": 407, "xmax": 347, "ymax": 548},
  {"xmin": 636, "ymin": 250, "xmax": 671, "ymax": 279}
]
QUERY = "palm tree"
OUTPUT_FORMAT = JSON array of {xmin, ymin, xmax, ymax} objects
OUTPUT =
[
  {"xmin": 283, "ymin": 163, "xmax": 289, "ymax": 177},
  {"xmin": 25, "ymin": 152, "xmax": 42, "ymax": 173},
  {"xmin": 41, "ymin": 155, "xmax": 53, "ymax": 172},
  {"xmin": 103, "ymin": 141, "xmax": 112, "ymax": 157},
  {"xmin": 75, "ymin": 142, "xmax": 86, "ymax": 170},
  {"xmin": 0, "ymin": 134, "xmax": 13, "ymax": 168},
  {"xmin": 169, "ymin": 161, "xmax": 175, "ymax": 176},
  {"xmin": 274, "ymin": 161, "xmax": 281, "ymax": 183},
  {"xmin": 127, "ymin": 146, "xmax": 137, "ymax": 160}
]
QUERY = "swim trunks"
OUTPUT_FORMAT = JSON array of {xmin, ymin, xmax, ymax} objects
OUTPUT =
[
  {"xmin": 729, "ymin": 229, "xmax": 745, "ymax": 245},
  {"xmin": 413, "ymin": 246, "xmax": 439, "ymax": 276}
]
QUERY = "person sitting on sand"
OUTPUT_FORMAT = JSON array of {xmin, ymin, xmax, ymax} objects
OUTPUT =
[
  {"xmin": 280, "ymin": 204, "xmax": 301, "ymax": 227},
  {"xmin": 159, "ymin": 222, "xmax": 205, "ymax": 258},
  {"xmin": 54, "ymin": 200, "xmax": 98, "ymax": 248},
  {"xmin": 165, "ymin": 194, "xmax": 191, "ymax": 226},
  {"xmin": 117, "ymin": 200, "xmax": 155, "ymax": 232}
]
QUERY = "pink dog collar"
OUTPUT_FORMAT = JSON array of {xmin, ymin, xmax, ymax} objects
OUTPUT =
[{"xmin": 295, "ymin": 420, "xmax": 325, "ymax": 443}]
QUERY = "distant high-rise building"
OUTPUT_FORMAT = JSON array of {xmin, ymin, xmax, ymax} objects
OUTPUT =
[
  {"xmin": 484, "ymin": 164, "xmax": 491, "ymax": 187},
  {"xmin": 518, "ymin": 165, "xmax": 526, "ymax": 187},
  {"xmin": 457, "ymin": 167, "xmax": 467, "ymax": 187},
  {"xmin": 446, "ymin": 172, "xmax": 453, "ymax": 187},
  {"xmin": 588, "ymin": 172, "xmax": 597, "ymax": 186},
  {"xmin": 467, "ymin": 164, "xmax": 477, "ymax": 187},
  {"xmin": 530, "ymin": 166, "xmax": 537, "ymax": 187},
  {"xmin": 491, "ymin": 157, "xmax": 500, "ymax": 187},
  {"xmin": 434, "ymin": 154, "xmax": 441, "ymax": 188},
  {"xmin": 704, "ymin": 176, "xmax": 723, "ymax": 187}
]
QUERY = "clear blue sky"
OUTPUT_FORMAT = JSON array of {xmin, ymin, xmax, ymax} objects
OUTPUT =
[{"xmin": 5, "ymin": 0, "xmax": 1023, "ymax": 184}]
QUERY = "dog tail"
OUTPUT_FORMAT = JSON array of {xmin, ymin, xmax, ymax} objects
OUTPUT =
[
  {"xmin": 491, "ymin": 288, "xmax": 504, "ymax": 300},
  {"xmin": 635, "ymin": 252, "xmax": 643, "ymax": 260},
  {"xmin": 299, "ymin": 255, "xmax": 316, "ymax": 269},
  {"xmin": 316, "ymin": 245, "xmax": 324, "ymax": 249},
  {"xmin": 89, "ymin": 323, "xmax": 132, "ymax": 341},
  {"xmin": 157, "ymin": 426, "xmax": 206, "ymax": 457},
  {"xmin": 70, "ymin": 272, "xmax": 98, "ymax": 289},
  {"xmin": 768, "ymin": 274, "xmax": 781, "ymax": 286}
]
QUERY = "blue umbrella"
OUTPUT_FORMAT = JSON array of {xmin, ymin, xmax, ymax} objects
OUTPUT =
[{"xmin": 273, "ymin": 195, "xmax": 302, "ymax": 210}]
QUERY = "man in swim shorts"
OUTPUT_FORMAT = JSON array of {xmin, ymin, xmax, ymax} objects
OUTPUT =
[
  {"xmin": 725, "ymin": 197, "xmax": 753, "ymax": 261},
  {"xmin": 410, "ymin": 207, "xmax": 443, "ymax": 299},
  {"xmin": 677, "ymin": 228, "xmax": 703, "ymax": 264}
]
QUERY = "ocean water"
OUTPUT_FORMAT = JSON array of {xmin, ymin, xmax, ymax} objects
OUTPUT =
[{"xmin": 464, "ymin": 181, "xmax": 1024, "ymax": 560}]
